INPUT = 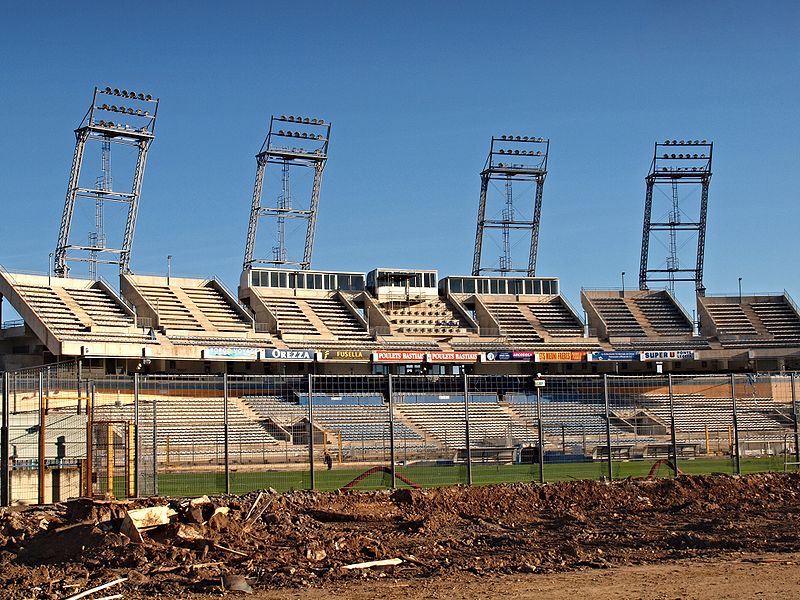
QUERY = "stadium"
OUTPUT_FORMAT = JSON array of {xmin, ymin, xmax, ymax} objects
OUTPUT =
[{"xmin": 0, "ymin": 84, "xmax": 799, "ymax": 599}]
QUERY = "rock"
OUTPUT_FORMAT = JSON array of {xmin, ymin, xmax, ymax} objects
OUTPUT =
[
  {"xmin": 306, "ymin": 548, "xmax": 327, "ymax": 562},
  {"xmin": 222, "ymin": 573, "xmax": 253, "ymax": 594}
]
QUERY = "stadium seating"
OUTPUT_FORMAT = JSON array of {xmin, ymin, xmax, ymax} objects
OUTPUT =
[
  {"xmin": 380, "ymin": 298, "xmax": 470, "ymax": 336},
  {"xmin": 304, "ymin": 297, "xmax": 372, "ymax": 341},
  {"xmin": 483, "ymin": 303, "xmax": 544, "ymax": 344},
  {"xmin": 699, "ymin": 294, "xmax": 800, "ymax": 348}
]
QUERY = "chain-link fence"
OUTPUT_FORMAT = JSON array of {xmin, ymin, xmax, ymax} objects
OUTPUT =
[{"xmin": 2, "ymin": 366, "xmax": 799, "ymax": 504}]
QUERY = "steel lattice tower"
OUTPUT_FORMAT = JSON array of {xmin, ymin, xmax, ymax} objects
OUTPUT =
[
  {"xmin": 243, "ymin": 115, "xmax": 331, "ymax": 271},
  {"xmin": 472, "ymin": 135, "xmax": 549, "ymax": 276},
  {"xmin": 638, "ymin": 139, "xmax": 713, "ymax": 293},
  {"xmin": 54, "ymin": 87, "xmax": 158, "ymax": 277}
]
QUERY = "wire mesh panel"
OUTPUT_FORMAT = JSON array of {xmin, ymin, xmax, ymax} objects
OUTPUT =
[
  {"xmin": 228, "ymin": 374, "xmax": 310, "ymax": 493},
  {"xmin": 466, "ymin": 375, "xmax": 538, "ymax": 485},
  {"xmin": 392, "ymin": 374, "xmax": 469, "ymax": 488},
  {"xmin": 605, "ymin": 375, "xmax": 679, "ymax": 479},
  {"xmin": 670, "ymin": 374, "xmax": 737, "ymax": 475},
  {"xmin": 536, "ymin": 376, "xmax": 609, "ymax": 482},
  {"xmin": 733, "ymin": 373, "xmax": 797, "ymax": 473},
  {"xmin": 131, "ymin": 375, "xmax": 226, "ymax": 497},
  {"xmin": 7, "ymin": 364, "xmax": 87, "ymax": 504},
  {"xmin": 306, "ymin": 375, "xmax": 391, "ymax": 491}
]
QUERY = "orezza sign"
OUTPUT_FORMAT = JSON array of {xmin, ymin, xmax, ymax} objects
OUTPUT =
[
  {"xmin": 265, "ymin": 348, "xmax": 315, "ymax": 362},
  {"xmin": 534, "ymin": 351, "xmax": 586, "ymax": 362},
  {"xmin": 317, "ymin": 350, "xmax": 370, "ymax": 362},
  {"xmin": 484, "ymin": 351, "xmax": 535, "ymax": 362},
  {"xmin": 372, "ymin": 351, "xmax": 426, "ymax": 363},
  {"xmin": 587, "ymin": 351, "xmax": 640, "ymax": 362},
  {"xmin": 427, "ymin": 352, "xmax": 481, "ymax": 363},
  {"xmin": 640, "ymin": 350, "xmax": 697, "ymax": 361}
]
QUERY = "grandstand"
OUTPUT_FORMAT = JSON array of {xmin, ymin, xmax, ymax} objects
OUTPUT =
[
  {"xmin": 698, "ymin": 293, "xmax": 800, "ymax": 349},
  {"xmin": 582, "ymin": 289, "xmax": 709, "ymax": 350}
]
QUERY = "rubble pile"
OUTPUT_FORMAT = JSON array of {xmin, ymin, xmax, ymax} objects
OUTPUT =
[{"xmin": 0, "ymin": 473, "xmax": 799, "ymax": 599}]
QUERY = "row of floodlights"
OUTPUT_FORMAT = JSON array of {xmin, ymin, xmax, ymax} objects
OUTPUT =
[
  {"xmin": 496, "ymin": 162, "xmax": 543, "ymax": 168},
  {"xmin": 98, "ymin": 104, "xmax": 152, "ymax": 117},
  {"xmin": 499, "ymin": 135, "xmax": 546, "ymax": 142},
  {"xmin": 94, "ymin": 120, "xmax": 146, "ymax": 132},
  {"xmin": 273, "ymin": 147, "xmax": 325, "ymax": 155},
  {"xmin": 278, "ymin": 115, "xmax": 326, "ymax": 125},
  {"xmin": 498, "ymin": 149, "xmax": 543, "ymax": 156},
  {"xmin": 277, "ymin": 130, "xmax": 325, "ymax": 140},
  {"xmin": 100, "ymin": 87, "xmax": 153, "ymax": 101},
  {"xmin": 663, "ymin": 139, "xmax": 708, "ymax": 145},
  {"xmin": 660, "ymin": 166, "xmax": 708, "ymax": 172},
  {"xmin": 662, "ymin": 153, "xmax": 707, "ymax": 159}
]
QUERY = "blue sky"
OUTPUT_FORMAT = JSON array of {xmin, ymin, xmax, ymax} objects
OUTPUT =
[{"xmin": 1, "ymin": 2, "xmax": 798, "ymax": 313}]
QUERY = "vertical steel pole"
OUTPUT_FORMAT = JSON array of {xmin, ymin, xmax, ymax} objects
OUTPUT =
[
  {"xmin": 38, "ymin": 372, "xmax": 45, "ymax": 505},
  {"xmin": 152, "ymin": 391, "xmax": 158, "ymax": 496},
  {"xmin": 603, "ymin": 374, "xmax": 613, "ymax": 481},
  {"xmin": 463, "ymin": 371, "xmax": 472, "ymax": 486},
  {"xmin": 223, "ymin": 373, "xmax": 230, "ymax": 495},
  {"xmin": 791, "ymin": 373, "xmax": 799, "ymax": 466},
  {"xmin": 86, "ymin": 382, "xmax": 94, "ymax": 497},
  {"xmin": 668, "ymin": 374, "xmax": 679, "ymax": 476},
  {"xmin": 133, "ymin": 373, "xmax": 139, "ymax": 497},
  {"xmin": 730, "ymin": 374, "xmax": 741, "ymax": 475},
  {"xmin": 1, "ymin": 372, "xmax": 10, "ymax": 506},
  {"xmin": 536, "ymin": 384, "xmax": 544, "ymax": 484},
  {"xmin": 308, "ymin": 373, "xmax": 315, "ymax": 490},
  {"xmin": 388, "ymin": 374, "xmax": 396, "ymax": 489}
]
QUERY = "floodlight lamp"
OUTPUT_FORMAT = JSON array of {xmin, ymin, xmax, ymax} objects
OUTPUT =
[
  {"xmin": 498, "ymin": 149, "xmax": 504, "ymax": 154},
  {"xmin": 678, "ymin": 154, "xmax": 683, "ymax": 158},
  {"xmin": 701, "ymin": 139, "xmax": 707, "ymax": 144},
  {"xmin": 663, "ymin": 154, "xmax": 668, "ymax": 159},
  {"xmin": 537, "ymin": 151, "xmax": 542, "ymax": 156},
  {"xmin": 664, "ymin": 140, "xmax": 670, "ymax": 145},
  {"xmin": 104, "ymin": 87, "xmax": 112, "ymax": 94},
  {"xmin": 498, "ymin": 162, "xmax": 504, "ymax": 167},
  {"xmin": 513, "ymin": 136, "xmax": 519, "ymax": 141},
  {"xmin": 671, "ymin": 154, "xmax": 676, "ymax": 159},
  {"xmin": 143, "ymin": 111, "xmax": 151, "ymax": 117},
  {"xmin": 303, "ymin": 117, "xmax": 310, "ymax": 123},
  {"xmin": 295, "ymin": 115, "xmax": 302, "ymax": 121},
  {"xmin": 500, "ymin": 135, "xmax": 506, "ymax": 140},
  {"xmin": 523, "ymin": 136, "xmax": 529, "ymax": 141},
  {"xmin": 100, "ymin": 104, "xmax": 109, "ymax": 110},
  {"xmin": 513, "ymin": 149, "xmax": 519, "ymax": 154},
  {"xmin": 288, "ymin": 116, "xmax": 295, "ymax": 121},
  {"xmin": 145, "ymin": 94, "xmax": 152, "ymax": 101},
  {"xmin": 311, "ymin": 118, "xmax": 318, "ymax": 124},
  {"xmin": 318, "ymin": 119, "xmax": 325, "ymax": 125},
  {"xmin": 317, "ymin": 134, "xmax": 324, "ymax": 140},
  {"xmin": 127, "ymin": 108, "xmax": 134, "ymax": 114},
  {"xmin": 301, "ymin": 132, "xmax": 308, "ymax": 138},
  {"xmin": 693, "ymin": 154, "xmax": 698, "ymax": 158},
  {"xmin": 662, "ymin": 167, "xmax": 668, "ymax": 172},
  {"xmin": 294, "ymin": 131, "xmax": 300, "ymax": 137},
  {"xmin": 137, "ymin": 93, "xmax": 144, "ymax": 100},
  {"xmin": 671, "ymin": 140, "xmax": 677, "ymax": 144},
  {"xmin": 111, "ymin": 105, "xmax": 118, "ymax": 112},
  {"xmin": 107, "ymin": 121, "xmax": 115, "ymax": 127},
  {"xmin": 700, "ymin": 153, "xmax": 705, "ymax": 158}
]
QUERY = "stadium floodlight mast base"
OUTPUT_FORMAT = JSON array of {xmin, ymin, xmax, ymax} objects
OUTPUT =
[
  {"xmin": 53, "ymin": 86, "xmax": 159, "ymax": 277},
  {"xmin": 243, "ymin": 115, "xmax": 331, "ymax": 271},
  {"xmin": 472, "ymin": 134, "xmax": 549, "ymax": 277},
  {"xmin": 638, "ymin": 139, "xmax": 713, "ymax": 294}
]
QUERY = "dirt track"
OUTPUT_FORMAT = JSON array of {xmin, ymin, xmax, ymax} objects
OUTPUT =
[{"xmin": 1, "ymin": 473, "xmax": 798, "ymax": 598}]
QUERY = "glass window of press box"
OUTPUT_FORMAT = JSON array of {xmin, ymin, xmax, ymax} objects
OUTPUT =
[
  {"xmin": 367, "ymin": 270, "xmax": 437, "ymax": 289},
  {"xmin": 251, "ymin": 270, "xmax": 365, "ymax": 291},
  {"xmin": 442, "ymin": 277, "xmax": 559, "ymax": 295}
]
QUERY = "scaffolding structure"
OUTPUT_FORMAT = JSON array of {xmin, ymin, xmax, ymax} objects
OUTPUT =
[
  {"xmin": 243, "ymin": 115, "xmax": 331, "ymax": 271},
  {"xmin": 638, "ymin": 140, "xmax": 713, "ymax": 293},
  {"xmin": 54, "ymin": 87, "xmax": 159, "ymax": 277},
  {"xmin": 472, "ymin": 135, "xmax": 549, "ymax": 276}
]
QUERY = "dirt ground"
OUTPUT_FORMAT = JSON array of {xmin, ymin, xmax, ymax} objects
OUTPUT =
[{"xmin": 0, "ymin": 473, "xmax": 798, "ymax": 599}]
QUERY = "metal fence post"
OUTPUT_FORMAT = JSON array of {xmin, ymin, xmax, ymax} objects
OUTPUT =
[
  {"xmin": 536, "ymin": 379, "xmax": 544, "ymax": 484},
  {"xmin": 133, "ymin": 373, "xmax": 139, "ymax": 497},
  {"xmin": 152, "ymin": 388, "xmax": 158, "ymax": 496},
  {"xmin": 1, "ymin": 372, "xmax": 9, "ymax": 506},
  {"xmin": 388, "ymin": 374, "xmax": 396, "ymax": 489},
  {"xmin": 308, "ymin": 373, "xmax": 315, "ymax": 490},
  {"xmin": 463, "ymin": 371, "xmax": 472, "ymax": 486},
  {"xmin": 603, "ymin": 374, "xmax": 613, "ymax": 481},
  {"xmin": 86, "ymin": 381, "xmax": 94, "ymax": 497},
  {"xmin": 38, "ymin": 371, "xmax": 45, "ymax": 505},
  {"xmin": 730, "ymin": 373, "xmax": 741, "ymax": 475},
  {"xmin": 223, "ymin": 373, "xmax": 230, "ymax": 495},
  {"xmin": 791, "ymin": 373, "xmax": 799, "ymax": 467},
  {"xmin": 668, "ymin": 373, "xmax": 679, "ymax": 476}
]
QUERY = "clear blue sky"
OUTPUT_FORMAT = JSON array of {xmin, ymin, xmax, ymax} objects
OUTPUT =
[{"xmin": 1, "ymin": 2, "xmax": 798, "ymax": 314}]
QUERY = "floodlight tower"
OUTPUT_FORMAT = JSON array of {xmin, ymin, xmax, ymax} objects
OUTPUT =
[
  {"xmin": 243, "ymin": 115, "xmax": 331, "ymax": 270},
  {"xmin": 472, "ymin": 135, "xmax": 549, "ymax": 276},
  {"xmin": 638, "ymin": 139, "xmax": 713, "ymax": 294},
  {"xmin": 54, "ymin": 86, "xmax": 159, "ymax": 277}
]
